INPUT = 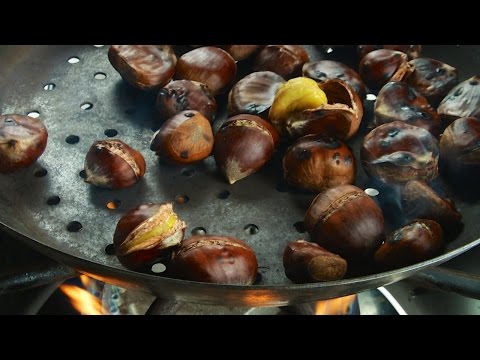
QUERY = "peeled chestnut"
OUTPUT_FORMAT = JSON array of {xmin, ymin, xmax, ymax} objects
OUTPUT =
[
  {"xmin": 374, "ymin": 219, "xmax": 444, "ymax": 270},
  {"xmin": 175, "ymin": 46, "xmax": 237, "ymax": 96},
  {"xmin": 357, "ymin": 45, "xmax": 421, "ymax": 60},
  {"xmin": 156, "ymin": 80, "xmax": 217, "ymax": 123},
  {"xmin": 302, "ymin": 60, "xmax": 366, "ymax": 99},
  {"xmin": 253, "ymin": 45, "xmax": 309, "ymax": 80},
  {"xmin": 361, "ymin": 121, "xmax": 439, "ymax": 184},
  {"xmin": 84, "ymin": 139, "xmax": 146, "ymax": 189},
  {"xmin": 170, "ymin": 235, "xmax": 258, "ymax": 285},
  {"xmin": 304, "ymin": 184, "xmax": 385, "ymax": 263},
  {"xmin": 150, "ymin": 110, "xmax": 214, "ymax": 164},
  {"xmin": 283, "ymin": 135, "xmax": 355, "ymax": 193},
  {"xmin": 359, "ymin": 49, "xmax": 413, "ymax": 93},
  {"xmin": 227, "ymin": 71, "xmax": 285, "ymax": 117},
  {"xmin": 374, "ymin": 82, "xmax": 441, "ymax": 135},
  {"xmin": 283, "ymin": 240, "xmax": 347, "ymax": 283},
  {"xmin": 113, "ymin": 203, "xmax": 186, "ymax": 271},
  {"xmin": 0, "ymin": 114, "xmax": 48, "ymax": 173},
  {"xmin": 214, "ymin": 114, "xmax": 279, "ymax": 184},
  {"xmin": 222, "ymin": 45, "xmax": 262, "ymax": 61},
  {"xmin": 108, "ymin": 45, "xmax": 177, "ymax": 91}
]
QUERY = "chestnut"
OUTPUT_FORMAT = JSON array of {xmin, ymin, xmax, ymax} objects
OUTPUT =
[
  {"xmin": 357, "ymin": 45, "xmax": 421, "ymax": 60},
  {"xmin": 302, "ymin": 60, "xmax": 366, "ymax": 99},
  {"xmin": 0, "ymin": 114, "xmax": 48, "ymax": 173},
  {"xmin": 374, "ymin": 81, "xmax": 441, "ymax": 136},
  {"xmin": 175, "ymin": 46, "xmax": 237, "ymax": 96},
  {"xmin": 283, "ymin": 240, "xmax": 347, "ymax": 283},
  {"xmin": 108, "ymin": 45, "xmax": 177, "ymax": 91},
  {"xmin": 214, "ymin": 114, "xmax": 279, "ymax": 184},
  {"xmin": 304, "ymin": 184, "xmax": 385, "ymax": 263},
  {"xmin": 222, "ymin": 45, "xmax": 262, "ymax": 61},
  {"xmin": 113, "ymin": 203, "xmax": 186, "ymax": 271},
  {"xmin": 156, "ymin": 80, "xmax": 217, "ymax": 123},
  {"xmin": 253, "ymin": 45, "xmax": 309, "ymax": 80},
  {"xmin": 227, "ymin": 71, "xmax": 285, "ymax": 118},
  {"xmin": 359, "ymin": 49, "xmax": 413, "ymax": 93},
  {"xmin": 437, "ymin": 76, "xmax": 480, "ymax": 126},
  {"xmin": 84, "ymin": 139, "xmax": 146, "ymax": 189},
  {"xmin": 150, "ymin": 110, "xmax": 214, "ymax": 164},
  {"xmin": 283, "ymin": 134, "xmax": 355, "ymax": 193},
  {"xmin": 406, "ymin": 57, "xmax": 458, "ymax": 107},
  {"xmin": 170, "ymin": 235, "xmax": 258, "ymax": 285},
  {"xmin": 374, "ymin": 219, "xmax": 444, "ymax": 270},
  {"xmin": 361, "ymin": 121, "xmax": 439, "ymax": 184}
]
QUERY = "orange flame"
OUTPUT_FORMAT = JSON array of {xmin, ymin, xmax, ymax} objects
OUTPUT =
[
  {"xmin": 315, "ymin": 294, "xmax": 357, "ymax": 315},
  {"xmin": 60, "ymin": 278, "xmax": 108, "ymax": 315}
]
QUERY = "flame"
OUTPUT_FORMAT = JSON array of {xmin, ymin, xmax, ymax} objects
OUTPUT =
[
  {"xmin": 315, "ymin": 294, "xmax": 357, "ymax": 315},
  {"xmin": 60, "ymin": 278, "xmax": 108, "ymax": 315}
]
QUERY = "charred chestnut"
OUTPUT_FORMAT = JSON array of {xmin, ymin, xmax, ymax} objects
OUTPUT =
[
  {"xmin": 113, "ymin": 203, "xmax": 186, "ymax": 271},
  {"xmin": 357, "ymin": 45, "xmax": 421, "ymax": 60},
  {"xmin": 227, "ymin": 71, "xmax": 285, "ymax": 117},
  {"xmin": 150, "ymin": 110, "xmax": 214, "ymax": 164},
  {"xmin": 253, "ymin": 45, "xmax": 309, "ymax": 80},
  {"xmin": 304, "ymin": 184, "xmax": 385, "ymax": 263},
  {"xmin": 175, "ymin": 46, "xmax": 237, "ymax": 96},
  {"xmin": 283, "ymin": 240, "xmax": 347, "ymax": 283},
  {"xmin": 361, "ymin": 121, "xmax": 439, "ymax": 184},
  {"xmin": 0, "ymin": 114, "xmax": 48, "ymax": 173},
  {"xmin": 374, "ymin": 219, "xmax": 444, "ymax": 270},
  {"xmin": 84, "ymin": 139, "xmax": 146, "ymax": 189},
  {"xmin": 156, "ymin": 80, "xmax": 217, "ymax": 123},
  {"xmin": 283, "ymin": 135, "xmax": 355, "ymax": 193},
  {"xmin": 170, "ymin": 235, "xmax": 258, "ymax": 285},
  {"xmin": 374, "ymin": 82, "xmax": 441, "ymax": 135},
  {"xmin": 222, "ymin": 45, "xmax": 262, "ymax": 61},
  {"xmin": 108, "ymin": 45, "xmax": 177, "ymax": 91}
]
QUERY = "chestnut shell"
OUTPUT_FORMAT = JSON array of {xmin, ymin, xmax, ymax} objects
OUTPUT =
[
  {"xmin": 357, "ymin": 45, "xmax": 421, "ymax": 60},
  {"xmin": 253, "ymin": 45, "xmax": 309, "ymax": 80},
  {"xmin": 222, "ymin": 45, "xmax": 262, "ymax": 61}
]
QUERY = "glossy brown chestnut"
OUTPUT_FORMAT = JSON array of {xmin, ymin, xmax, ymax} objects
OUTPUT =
[
  {"xmin": 175, "ymin": 46, "xmax": 237, "ymax": 96},
  {"xmin": 84, "ymin": 139, "xmax": 146, "ymax": 189},
  {"xmin": 214, "ymin": 114, "xmax": 279, "ymax": 184},
  {"xmin": 357, "ymin": 45, "xmax": 421, "ymax": 60},
  {"xmin": 156, "ymin": 80, "xmax": 217, "ymax": 123},
  {"xmin": 170, "ymin": 235, "xmax": 258, "ymax": 285},
  {"xmin": 0, "ymin": 114, "xmax": 48, "ymax": 173},
  {"xmin": 361, "ymin": 121, "xmax": 439, "ymax": 184},
  {"xmin": 227, "ymin": 71, "xmax": 285, "ymax": 118},
  {"xmin": 113, "ymin": 203, "xmax": 186, "ymax": 271},
  {"xmin": 359, "ymin": 49, "xmax": 413, "ymax": 93},
  {"xmin": 283, "ymin": 135, "xmax": 355, "ymax": 193},
  {"xmin": 437, "ymin": 76, "xmax": 480, "ymax": 126},
  {"xmin": 283, "ymin": 240, "xmax": 347, "ymax": 283},
  {"xmin": 150, "ymin": 110, "xmax": 214, "ymax": 164},
  {"xmin": 374, "ymin": 219, "xmax": 444, "ymax": 270},
  {"xmin": 108, "ymin": 45, "xmax": 177, "ymax": 91},
  {"xmin": 253, "ymin": 45, "xmax": 309, "ymax": 80},
  {"xmin": 374, "ymin": 82, "xmax": 441, "ymax": 135},
  {"xmin": 302, "ymin": 60, "xmax": 366, "ymax": 99},
  {"xmin": 406, "ymin": 58, "xmax": 458, "ymax": 106},
  {"xmin": 222, "ymin": 45, "xmax": 262, "ymax": 61},
  {"xmin": 304, "ymin": 184, "xmax": 385, "ymax": 263}
]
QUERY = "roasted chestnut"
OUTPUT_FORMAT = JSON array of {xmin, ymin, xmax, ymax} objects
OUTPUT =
[
  {"xmin": 406, "ymin": 57, "xmax": 458, "ymax": 107},
  {"xmin": 359, "ymin": 49, "xmax": 413, "ymax": 93},
  {"xmin": 222, "ymin": 45, "xmax": 262, "ymax": 61},
  {"xmin": 227, "ymin": 71, "xmax": 285, "ymax": 117},
  {"xmin": 283, "ymin": 240, "xmax": 347, "ymax": 283},
  {"xmin": 214, "ymin": 114, "xmax": 279, "ymax": 184},
  {"xmin": 253, "ymin": 45, "xmax": 309, "ymax": 80},
  {"xmin": 437, "ymin": 76, "xmax": 480, "ymax": 126},
  {"xmin": 283, "ymin": 135, "xmax": 355, "ymax": 193},
  {"xmin": 108, "ymin": 45, "xmax": 177, "ymax": 91},
  {"xmin": 156, "ymin": 80, "xmax": 217, "ymax": 123},
  {"xmin": 0, "ymin": 114, "xmax": 48, "ymax": 173},
  {"xmin": 304, "ymin": 184, "xmax": 385, "ymax": 263},
  {"xmin": 175, "ymin": 46, "xmax": 237, "ymax": 96},
  {"xmin": 302, "ymin": 60, "xmax": 366, "ymax": 99},
  {"xmin": 357, "ymin": 45, "xmax": 421, "ymax": 60},
  {"xmin": 84, "ymin": 139, "xmax": 146, "ymax": 189},
  {"xmin": 361, "ymin": 121, "xmax": 439, "ymax": 184},
  {"xmin": 374, "ymin": 219, "xmax": 444, "ymax": 270},
  {"xmin": 150, "ymin": 110, "xmax": 214, "ymax": 164},
  {"xmin": 374, "ymin": 81, "xmax": 441, "ymax": 135},
  {"xmin": 170, "ymin": 235, "xmax": 258, "ymax": 285},
  {"xmin": 113, "ymin": 203, "xmax": 186, "ymax": 271}
]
